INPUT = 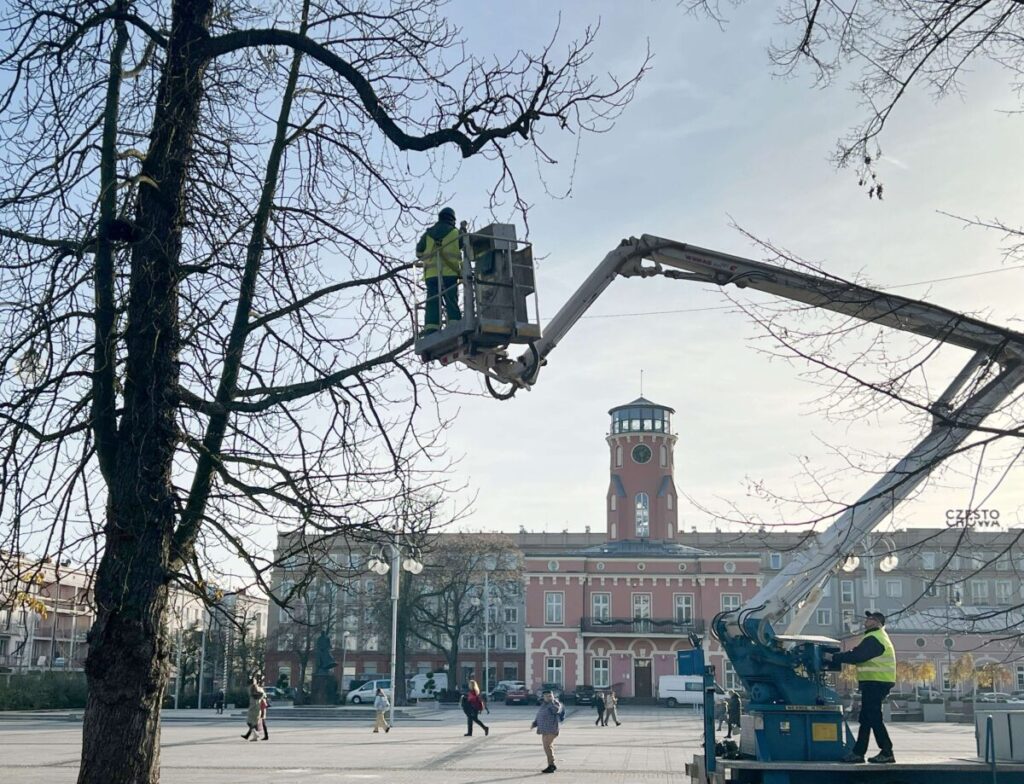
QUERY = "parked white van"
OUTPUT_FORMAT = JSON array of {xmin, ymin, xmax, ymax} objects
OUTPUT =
[
  {"xmin": 658, "ymin": 675, "xmax": 726, "ymax": 708},
  {"xmin": 345, "ymin": 678, "xmax": 391, "ymax": 704},
  {"xmin": 407, "ymin": 672, "xmax": 448, "ymax": 700}
]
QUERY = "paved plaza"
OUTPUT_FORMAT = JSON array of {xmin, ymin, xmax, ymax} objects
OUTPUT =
[{"xmin": 0, "ymin": 705, "xmax": 980, "ymax": 783}]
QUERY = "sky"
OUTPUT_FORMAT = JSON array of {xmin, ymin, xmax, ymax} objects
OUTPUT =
[{"xmin": 430, "ymin": 1, "xmax": 1024, "ymax": 539}]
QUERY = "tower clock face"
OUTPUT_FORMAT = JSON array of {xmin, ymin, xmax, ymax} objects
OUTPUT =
[{"xmin": 631, "ymin": 444, "xmax": 652, "ymax": 464}]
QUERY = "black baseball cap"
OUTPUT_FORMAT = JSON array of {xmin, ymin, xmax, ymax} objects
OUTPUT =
[{"xmin": 864, "ymin": 610, "xmax": 886, "ymax": 625}]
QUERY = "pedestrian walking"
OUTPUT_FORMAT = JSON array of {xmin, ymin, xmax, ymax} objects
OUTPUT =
[
  {"xmin": 241, "ymin": 674, "xmax": 265, "ymax": 742},
  {"xmin": 726, "ymin": 690, "xmax": 741, "ymax": 739},
  {"xmin": 258, "ymin": 685, "xmax": 269, "ymax": 741},
  {"xmin": 462, "ymin": 679, "xmax": 490, "ymax": 736},
  {"xmin": 373, "ymin": 687, "xmax": 391, "ymax": 734},
  {"xmin": 715, "ymin": 697, "xmax": 726, "ymax": 731},
  {"xmin": 594, "ymin": 691, "xmax": 606, "ymax": 726},
  {"xmin": 604, "ymin": 689, "xmax": 621, "ymax": 726},
  {"xmin": 215, "ymin": 689, "xmax": 225, "ymax": 715},
  {"xmin": 530, "ymin": 689, "xmax": 562, "ymax": 774},
  {"xmin": 824, "ymin": 610, "xmax": 897, "ymax": 764}
]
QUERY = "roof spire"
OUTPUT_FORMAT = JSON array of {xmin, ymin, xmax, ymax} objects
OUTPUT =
[{"xmin": 640, "ymin": 368, "xmax": 644, "ymax": 397}]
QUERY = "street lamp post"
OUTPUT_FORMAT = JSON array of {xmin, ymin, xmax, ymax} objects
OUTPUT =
[
  {"xmin": 471, "ymin": 572, "xmax": 503, "ymax": 696},
  {"xmin": 368, "ymin": 538, "xmax": 423, "ymax": 729}
]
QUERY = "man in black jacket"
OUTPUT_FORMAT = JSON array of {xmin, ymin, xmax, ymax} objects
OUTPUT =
[{"xmin": 824, "ymin": 610, "xmax": 897, "ymax": 764}]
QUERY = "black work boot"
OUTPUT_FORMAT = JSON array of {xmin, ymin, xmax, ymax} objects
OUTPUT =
[
  {"xmin": 840, "ymin": 752, "xmax": 865, "ymax": 763},
  {"xmin": 868, "ymin": 751, "xmax": 895, "ymax": 764}
]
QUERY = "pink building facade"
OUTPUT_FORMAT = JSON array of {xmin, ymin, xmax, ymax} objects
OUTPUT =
[{"xmin": 523, "ymin": 397, "xmax": 761, "ymax": 698}]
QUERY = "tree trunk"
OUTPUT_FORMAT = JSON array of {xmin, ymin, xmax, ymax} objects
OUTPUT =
[{"xmin": 78, "ymin": 2, "xmax": 212, "ymax": 782}]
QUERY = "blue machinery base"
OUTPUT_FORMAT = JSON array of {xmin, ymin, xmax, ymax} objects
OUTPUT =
[
  {"xmin": 695, "ymin": 693, "xmax": 1024, "ymax": 784},
  {"xmin": 689, "ymin": 756, "xmax": 1024, "ymax": 784}
]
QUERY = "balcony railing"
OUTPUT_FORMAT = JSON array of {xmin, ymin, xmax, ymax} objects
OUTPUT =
[{"xmin": 580, "ymin": 616, "xmax": 705, "ymax": 635}]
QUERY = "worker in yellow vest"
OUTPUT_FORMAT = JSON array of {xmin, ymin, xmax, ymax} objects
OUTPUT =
[
  {"xmin": 416, "ymin": 207, "xmax": 463, "ymax": 335},
  {"xmin": 824, "ymin": 610, "xmax": 897, "ymax": 765}
]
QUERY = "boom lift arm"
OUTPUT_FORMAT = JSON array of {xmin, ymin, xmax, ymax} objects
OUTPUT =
[{"xmin": 437, "ymin": 232, "xmax": 1024, "ymax": 712}]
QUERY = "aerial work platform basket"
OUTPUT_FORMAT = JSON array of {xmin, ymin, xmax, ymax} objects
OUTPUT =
[{"xmin": 414, "ymin": 223, "xmax": 541, "ymax": 369}]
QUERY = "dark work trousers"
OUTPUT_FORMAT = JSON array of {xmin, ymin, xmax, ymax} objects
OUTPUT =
[
  {"xmin": 854, "ymin": 681, "xmax": 893, "ymax": 755},
  {"xmin": 465, "ymin": 709, "xmax": 488, "ymax": 735},
  {"xmin": 424, "ymin": 275, "xmax": 461, "ymax": 330}
]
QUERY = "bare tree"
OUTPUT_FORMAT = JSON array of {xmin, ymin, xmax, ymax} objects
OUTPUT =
[
  {"xmin": 408, "ymin": 533, "xmax": 521, "ymax": 684},
  {"xmin": 728, "ymin": 1, "xmax": 1024, "ymax": 193},
  {"xmin": 0, "ymin": 2, "xmax": 648, "ymax": 781}
]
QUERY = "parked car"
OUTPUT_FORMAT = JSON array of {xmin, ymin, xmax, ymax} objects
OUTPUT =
[
  {"xmin": 262, "ymin": 686, "xmax": 286, "ymax": 702},
  {"xmin": 658, "ymin": 675, "xmax": 727, "ymax": 708},
  {"xmin": 977, "ymin": 692, "xmax": 1011, "ymax": 703},
  {"xmin": 573, "ymin": 685, "xmax": 596, "ymax": 705},
  {"xmin": 914, "ymin": 689, "xmax": 945, "ymax": 702},
  {"xmin": 345, "ymin": 678, "xmax": 392, "ymax": 704},
  {"xmin": 490, "ymin": 680, "xmax": 524, "ymax": 701},
  {"xmin": 534, "ymin": 683, "xmax": 563, "ymax": 703},
  {"xmin": 504, "ymin": 684, "xmax": 534, "ymax": 705}
]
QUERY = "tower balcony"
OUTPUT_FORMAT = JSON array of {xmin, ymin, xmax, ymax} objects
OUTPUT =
[{"xmin": 580, "ymin": 616, "xmax": 704, "ymax": 637}]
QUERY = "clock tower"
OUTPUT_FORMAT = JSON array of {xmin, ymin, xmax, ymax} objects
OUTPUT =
[{"xmin": 606, "ymin": 397, "xmax": 678, "ymax": 541}]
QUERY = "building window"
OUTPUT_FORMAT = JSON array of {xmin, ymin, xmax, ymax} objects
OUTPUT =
[
  {"xmin": 660, "ymin": 444, "xmax": 668, "ymax": 467},
  {"xmin": 921, "ymin": 552, "xmax": 936, "ymax": 570},
  {"xmin": 503, "ymin": 664, "xmax": 519, "ymax": 680},
  {"xmin": 971, "ymin": 580, "xmax": 989, "ymax": 603},
  {"xmin": 504, "ymin": 633, "xmax": 518, "ymax": 649},
  {"xmin": 545, "ymin": 592, "xmax": 564, "ymax": 625},
  {"xmin": 592, "ymin": 593, "xmax": 611, "ymax": 621},
  {"xmin": 667, "ymin": 493, "xmax": 673, "ymax": 511},
  {"xmin": 926, "ymin": 582, "xmax": 939, "ymax": 597},
  {"xmin": 545, "ymin": 657, "xmax": 564, "ymax": 686},
  {"xmin": 503, "ymin": 607, "xmax": 518, "ymax": 624},
  {"xmin": 633, "ymin": 593, "xmax": 652, "ymax": 631},
  {"xmin": 996, "ymin": 581, "xmax": 1012, "ymax": 605},
  {"xmin": 635, "ymin": 493, "xmax": 650, "ymax": 538},
  {"xmin": 997, "ymin": 554, "xmax": 1011, "ymax": 572},
  {"xmin": 593, "ymin": 658, "xmax": 610, "ymax": 688},
  {"xmin": 615, "ymin": 446, "xmax": 623, "ymax": 467},
  {"xmin": 486, "ymin": 633, "xmax": 496, "ymax": 649},
  {"xmin": 840, "ymin": 580, "xmax": 854, "ymax": 604},
  {"xmin": 886, "ymin": 579, "xmax": 903, "ymax": 598},
  {"xmin": 723, "ymin": 660, "xmax": 739, "ymax": 690},
  {"xmin": 1016, "ymin": 664, "xmax": 1024, "ymax": 691},
  {"xmin": 721, "ymin": 594, "xmax": 741, "ymax": 612},
  {"xmin": 948, "ymin": 583, "xmax": 963, "ymax": 606},
  {"xmin": 815, "ymin": 608, "xmax": 832, "ymax": 626},
  {"xmin": 674, "ymin": 594, "xmax": 694, "ymax": 624},
  {"xmin": 769, "ymin": 552, "xmax": 782, "ymax": 570},
  {"xmin": 610, "ymin": 494, "xmax": 617, "ymax": 511},
  {"xmin": 842, "ymin": 609, "xmax": 855, "ymax": 630}
]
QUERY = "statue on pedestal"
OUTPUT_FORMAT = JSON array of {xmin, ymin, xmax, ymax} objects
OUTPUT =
[
  {"xmin": 309, "ymin": 631, "xmax": 339, "ymax": 704},
  {"xmin": 315, "ymin": 630, "xmax": 337, "ymax": 674}
]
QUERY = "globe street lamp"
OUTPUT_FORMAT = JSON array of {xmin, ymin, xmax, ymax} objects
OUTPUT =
[{"xmin": 368, "ymin": 542, "xmax": 423, "ymax": 728}]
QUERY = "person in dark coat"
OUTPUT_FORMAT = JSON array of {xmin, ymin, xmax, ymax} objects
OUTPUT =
[
  {"xmin": 594, "ymin": 691, "xmax": 606, "ymax": 726},
  {"xmin": 726, "ymin": 691, "xmax": 741, "ymax": 738},
  {"xmin": 461, "ymin": 679, "xmax": 489, "ymax": 737},
  {"xmin": 415, "ymin": 207, "xmax": 463, "ymax": 334}
]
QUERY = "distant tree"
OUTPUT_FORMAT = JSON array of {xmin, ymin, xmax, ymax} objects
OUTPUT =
[
  {"xmin": 976, "ymin": 661, "xmax": 1012, "ymax": 692},
  {"xmin": 949, "ymin": 653, "xmax": 975, "ymax": 698},
  {"xmin": 408, "ymin": 534, "xmax": 522, "ymax": 684}
]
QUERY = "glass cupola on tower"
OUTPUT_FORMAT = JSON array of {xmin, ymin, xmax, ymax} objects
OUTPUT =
[{"xmin": 608, "ymin": 397, "xmax": 674, "ymax": 434}]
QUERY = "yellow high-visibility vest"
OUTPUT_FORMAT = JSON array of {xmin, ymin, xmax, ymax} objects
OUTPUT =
[
  {"xmin": 855, "ymin": 628, "xmax": 896, "ymax": 683},
  {"xmin": 417, "ymin": 226, "xmax": 462, "ymax": 278}
]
